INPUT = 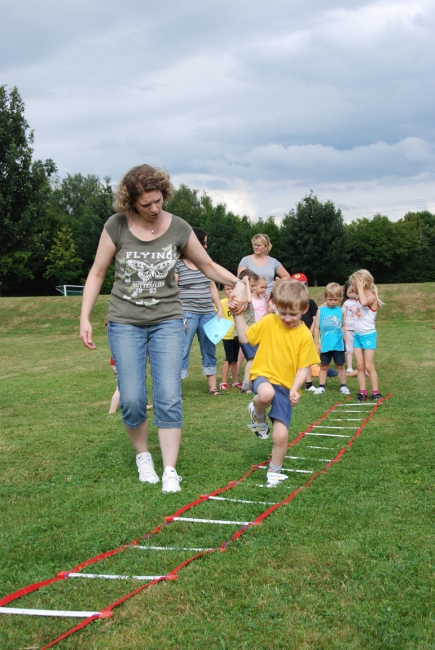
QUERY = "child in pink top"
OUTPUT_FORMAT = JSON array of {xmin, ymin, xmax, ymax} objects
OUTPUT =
[{"xmin": 251, "ymin": 276, "xmax": 268, "ymax": 322}]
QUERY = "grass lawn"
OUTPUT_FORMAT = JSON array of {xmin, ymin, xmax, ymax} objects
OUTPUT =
[{"xmin": 0, "ymin": 284, "xmax": 434, "ymax": 649}]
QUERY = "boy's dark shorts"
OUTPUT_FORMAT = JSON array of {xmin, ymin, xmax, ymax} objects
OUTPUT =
[
  {"xmin": 223, "ymin": 338, "xmax": 240, "ymax": 364},
  {"xmin": 252, "ymin": 377, "xmax": 293, "ymax": 428},
  {"xmin": 320, "ymin": 350, "xmax": 345, "ymax": 365},
  {"xmin": 240, "ymin": 342, "xmax": 258, "ymax": 361}
]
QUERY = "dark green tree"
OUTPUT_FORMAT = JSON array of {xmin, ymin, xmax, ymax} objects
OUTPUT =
[
  {"xmin": 164, "ymin": 184, "xmax": 213, "ymax": 227},
  {"xmin": 0, "ymin": 85, "xmax": 56, "ymax": 294},
  {"xmin": 44, "ymin": 226, "xmax": 83, "ymax": 284},
  {"xmin": 280, "ymin": 191, "xmax": 348, "ymax": 285}
]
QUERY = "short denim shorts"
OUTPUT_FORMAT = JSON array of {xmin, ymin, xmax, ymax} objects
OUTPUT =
[{"xmin": 252, "ymin": 376, "xmax": 293, "ymax": 428}]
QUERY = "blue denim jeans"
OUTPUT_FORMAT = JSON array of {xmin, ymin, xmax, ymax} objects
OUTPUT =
[
  {"xmin": 181, "ymin": 311, "xmax": 217, "ymax": 379},
  {"xmin": 108, "ymin": 319, "xmax": 184, "ymax": 429}
]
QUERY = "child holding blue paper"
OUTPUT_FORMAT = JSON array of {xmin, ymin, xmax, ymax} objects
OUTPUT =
[{"xmin": 219, "ymin": 285, "xmax": 241, "ymax": 390}]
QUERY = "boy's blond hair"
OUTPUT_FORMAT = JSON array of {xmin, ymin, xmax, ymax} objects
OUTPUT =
[
  {"xmin": 325, "ymin": 282, "xmax": 342, "ymax": 298},
  {"xmin": 273, "ymin": 280, "xmax": 309, "ymax": 310},
  {"xmin": 349, "ymin": 269, "xmax": 384, "ymax": 305}
]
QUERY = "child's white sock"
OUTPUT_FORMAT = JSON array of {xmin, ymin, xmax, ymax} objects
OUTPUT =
[{"xmin": 268, "ymin": 462, "xmax": 282, "ymax": 474}]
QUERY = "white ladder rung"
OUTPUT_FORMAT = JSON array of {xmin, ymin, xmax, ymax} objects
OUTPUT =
[
  {"xmin": 258, "ymin": 467, "xmax": 313, "ymax": 474},
  {"xmin": 338, "ymin": 403, "xmax": 373, "ymax": 406},
  {"xmin": 313, "ymin": 426, "xmax": 357, "ymax": 429},
  {"xmin": 172, "ymin": 517, "xmax": 251, "ymax": 525},
  {"xmin": 329, "ymin": 419, "xmax": 363, "ymax": 421},
  {"xmin": 285, "ymin": 455, "xmax": 331, "ymax": 462},
  {"xmin": 307, "ymin": 445, "xmax": 335, "ymax": 450},
  {"xmin": 67, "ymin": 573, "xmax": 164, "ymax": 581},
  {"xmin": 0, "ymin": 607, "xmax": 99, "ymax": 618},
  {"xmin": 306, "ymin": 432, "xmax": 351, "ymax": 438},
  {"xmin": 207, "ymin": 496, "xmax": 276, "ymax": 505}
]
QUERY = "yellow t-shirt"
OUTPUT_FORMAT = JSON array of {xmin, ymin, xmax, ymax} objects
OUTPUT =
[
  {"xmin": 246, "ymin": 314, "xmax": 320, "ymax": 390},
  {"xmin": 220, "ymin": 298, "xmax": 236, "ymax": 340}
]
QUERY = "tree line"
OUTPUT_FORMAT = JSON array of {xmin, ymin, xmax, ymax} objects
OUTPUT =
[{"xmin": 1, "ymin": 85, "xmax": 434, "ymax": 296}]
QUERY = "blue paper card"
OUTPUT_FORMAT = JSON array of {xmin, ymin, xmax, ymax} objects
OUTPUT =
[{"xmin": 203, "ymin": 316, "xmax": 233, "ymax": 344}]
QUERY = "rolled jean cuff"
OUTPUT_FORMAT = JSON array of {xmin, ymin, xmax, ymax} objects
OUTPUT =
[
  {"xmin": 153, "ymin": 419, "xmax": 183, "ymax": 428},
  {"xmin": 202, "ymin": 365, "xmax": 217, "ymax": 376},
  {"xmin": 181, "ymin": 368, "xmax": 189, "ymax": 379}
]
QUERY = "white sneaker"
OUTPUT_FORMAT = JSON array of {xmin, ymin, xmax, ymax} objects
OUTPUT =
[
  {"xmin": 136, "ymin": 452, "xmax": 159, "ymax": 484},
  {"xmin": 313, "ymin": 387, "xmax": 325, "ymax": 394},
  {"xmin": 340, "ymin": 386, "xmax": 351, "ymax": 395},
  {"xmin": 247, "ymin": 402, "xmax": 270, "ymax": 439},
  {"xmin": 305, "ymin": 385, "xmax": 317, "ymax": 392},
  {"xmin": 266, "ymin": 472, "xmax": 288, "ymax": 488},
  {"xmin": 346, "ymin": 368, "xmax": 353, "ymax": 373},
  {"xmin": 162, "ymin": 466, "xmax": 182, "ymax": 493}
]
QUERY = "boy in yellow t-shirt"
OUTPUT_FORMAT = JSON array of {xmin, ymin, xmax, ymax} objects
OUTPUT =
[
  {"xmin": 234, "ymin": 280, "xmax": 320, "ymax": 487},
  {"xmin": 219, "ymin": 285, "xmax": 241, "ymax": 390}
]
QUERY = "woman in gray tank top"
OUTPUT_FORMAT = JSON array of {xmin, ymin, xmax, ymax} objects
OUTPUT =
[{"xmin": 238, "ymin": 233, "xmax": 290, "ymax": 295}]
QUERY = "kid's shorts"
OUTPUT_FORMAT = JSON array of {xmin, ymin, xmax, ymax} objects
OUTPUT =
[
  {"xmin": 353, "ymin": 331, "xmax": 377, "ymax": 350},
  {"xmin": 320, "ymin": 350, "xmax": 345, "ymax": 365},
  {"xmin": 222, "ymin": 338, "xmax": 240, "ymax": 364},
  {"xmin": 345, "ymin": 330, "xmax": 354, "ymax": 353},
  {"xmin": 252, "ymin": 377, "xmax": 292, "ymax": 428},
  {"xmin": 240, "ymin": 342, "xmax": 258, "ymax": 361}
]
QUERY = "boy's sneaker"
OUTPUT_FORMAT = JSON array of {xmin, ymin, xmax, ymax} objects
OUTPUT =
[
  {"xmin": 247, "ymin": 402, "xmax": 270, "ymax": 439},
  {"xmin": 370, "ymin": 392, "xmax": 383, "ymax": 401},
  {"xmin": 136, "ymin": 452, "xmax": 159, "ymax": 484},
  {"xmin": 305, "ymin": 385, "xmax": 317, "ymax": 392},
  {"xmin": 313, "ymin": 387, "xmax": 325, "ymax": 394},
  {"xmin": 340, "ymin": 386, "xmax": 351, "ymax": 395},
  {"xmin": 266, "ymin": 472, "xmax": 288, "ymax": 488},
  {"xmin": 232, "ymin": 382, "xmax": 243, "ymax": 388},
  {"xmin": 356, "ymin": 392, "xmax": 368, "ymax": 402},
  {"xmin": 162, "ymin": 467, "xmax": 182, "ymax": 493}
]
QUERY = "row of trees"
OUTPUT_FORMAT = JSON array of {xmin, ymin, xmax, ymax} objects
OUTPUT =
[{"xmin": 1, "ymin": 85, "xmax": 434, "ymax": 295}]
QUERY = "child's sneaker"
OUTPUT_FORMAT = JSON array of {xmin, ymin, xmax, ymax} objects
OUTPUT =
[
  {"xmin": 313, "ymin": 387, "xmax": 325, "ymax": 394},
  {"xmin": 346, "ymin": 367, "xmax": 353, "ymax": 373},
  {"xmin": 340, "ymin": 386, "xmax": 351, "ymax": 395},
  {"xmin": 356, "ymin": 392, "xmax": 368, "ymax": 402},
  {"xmin": 370, "ymin": 392, "xmax": 383, "ymax": 401},
  {"xmin": 136, "ymin": 452, "xmax": 159, "ymax": 484},
  {"xmin": 232, "ymin": 382, "xmax": 243, "ymax": 388},
  {"xmin": 247, "ymin": 402, "xmax": 270, "ymax": 439},
  {"xmin": 305, "ymin": 385, "xmax": 317, "ymax": 392},
  {"xmin": 162, "ymin": 467, "xmax": 182, "ymax": 493},
  {"xmin": 266, "ymin": 472, "xmax": 288, "ymax": 488},
  {"xmin": 219, "ymin": 382, "xmax": 230, "ymax": 391}
]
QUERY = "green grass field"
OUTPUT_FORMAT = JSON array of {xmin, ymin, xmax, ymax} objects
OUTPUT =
[{"xmin": 0, "ymin": 284, "xmax": 434, "ymax": 649}]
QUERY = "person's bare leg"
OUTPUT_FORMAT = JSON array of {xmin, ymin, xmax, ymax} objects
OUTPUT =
[
  {"xmin": 125, "ymin": 421, "xmax": 149, "ymax": 454},
  {"xmin": 319, "ymin": 364, "xmax": 328, "ymax": 386},
  {"xmin": 109, "ymin": 387, "xmax": 120, "ymax": 414},
  {"xmin": 207, "ymin": 374, "xmax": 218, "ymax": 392},
  {"xmin": 230, "ymin": 361, "xmax": 239, "ymax": 384},
  {"xmin": 252, "ymin": 382, "xmax": 274, "ymax": 418},
  {"xmin": 270, "ymin": 421, "xmax": 289, "ymax": 468},
  {"xmin": 221, "ymin": 361, "xmax": 229, "ymax": 384},
  {"xmin": 363, "ymin": 349, "xmax": 378, "ymax": 393},
  {"xmin": 337, "ymin": 364, "xmax": 347, "ymax": 384},
  {"xmin": 158, "ymin": 427, "xmax": 182, "ymax": 469},
  {"xmin": 354, "ymin": 348, "xmax": 366, "ymax": 392},
  {"xmin": 346, "ymin": 351, "xmax": 353, "ymax": 370}
]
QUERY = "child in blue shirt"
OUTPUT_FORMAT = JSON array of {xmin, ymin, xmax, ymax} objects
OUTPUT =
[{"xmin": 313, "ymin": 283, "xmax": 350, "ymax": 395}]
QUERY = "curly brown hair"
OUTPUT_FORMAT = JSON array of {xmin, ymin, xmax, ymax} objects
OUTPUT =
[{"xmin": 113, "ymin": 165, "xmax": 174, "ymax": 214}]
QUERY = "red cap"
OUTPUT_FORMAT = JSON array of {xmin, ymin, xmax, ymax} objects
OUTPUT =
[{"xmin": 291, "ymin": 273, "xmax": 308, "ymax": 283}]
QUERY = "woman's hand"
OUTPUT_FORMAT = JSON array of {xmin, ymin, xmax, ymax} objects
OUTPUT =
[
  {"xmin": 228, "ymin": 279, "xmax": 251, "ymax": 314},
  {"xmin": 80, "ymin": 319, "xmax": 97, "ymax": 350}
]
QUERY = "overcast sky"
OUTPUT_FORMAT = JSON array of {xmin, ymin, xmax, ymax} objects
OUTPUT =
[{"xmin": 2, "ymin": 0, "xmax": 434, "ymax": 221}]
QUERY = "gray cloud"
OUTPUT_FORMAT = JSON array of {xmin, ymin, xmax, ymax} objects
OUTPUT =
[{"xmin": 1, "ymin": 0, "xmax": 434, "ymax": 220}]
